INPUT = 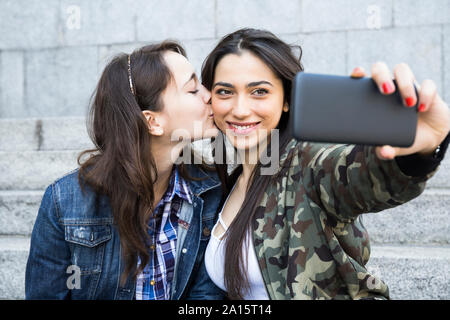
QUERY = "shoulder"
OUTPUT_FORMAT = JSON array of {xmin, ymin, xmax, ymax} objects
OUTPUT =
[{"xmin": 47, "ymin": 168, "xmax": 113, "ymax": 222}]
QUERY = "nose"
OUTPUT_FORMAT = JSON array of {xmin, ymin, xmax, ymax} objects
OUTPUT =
[{"xmin": 232, "ymin": 96, "xmax": 251, "ymax": 118}]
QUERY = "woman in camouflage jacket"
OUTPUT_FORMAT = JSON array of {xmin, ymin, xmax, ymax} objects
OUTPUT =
[{"xmin": 201, "ymin": 28, "xmax": 450, "ymax": 300}]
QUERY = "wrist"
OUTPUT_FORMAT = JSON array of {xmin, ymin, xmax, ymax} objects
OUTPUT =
[
  {"xmin": 417, "ymin": 147, "xmax": 437, "ymax": 157},
  {"xmin": 417, "ymin": 131, "xmax": 450, "ymax": 158}
]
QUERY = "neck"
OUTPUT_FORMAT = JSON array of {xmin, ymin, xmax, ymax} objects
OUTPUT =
[
  {"xmin": 235, "ymin": 134, "xmax": 271, "ymax": 188},
  {"xmin": 150, "ymin": 138, "xmax": 185, "ymax": 204},
  {"xmin": 235, "ymin": 149, "xmax": 262, "ymax": 192}
]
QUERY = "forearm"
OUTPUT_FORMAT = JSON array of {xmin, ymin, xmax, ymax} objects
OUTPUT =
[{"xmin": 302, "ymin": 142, "xmax": 440, "ymax": 223}]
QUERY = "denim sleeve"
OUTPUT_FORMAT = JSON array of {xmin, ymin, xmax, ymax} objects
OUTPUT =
[
  {"xmin": 184, "ymin": 258, "xmax": 225, "ymax": 300},
  {"xmin": 25, "ymin": 184, "xmax": 72, "ymax": 299}
]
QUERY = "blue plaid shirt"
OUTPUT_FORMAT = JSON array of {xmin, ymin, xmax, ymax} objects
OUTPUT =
[{"xmin": 135, "ymin": 166, "xmax": 192, "ymax": 300}]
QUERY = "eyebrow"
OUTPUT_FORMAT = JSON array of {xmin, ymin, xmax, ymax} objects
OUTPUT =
[
  {"xmin": 212, "ymin": 80, "xmax": 273, "ymax": 89},
  {"xmin": 183, "ymin": 73, "xmax": 197, "ymax": 88}
]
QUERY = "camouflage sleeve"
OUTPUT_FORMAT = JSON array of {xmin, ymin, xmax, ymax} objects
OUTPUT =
[{"xmin": 299, "ymin": 142, "xmax": 439, "ymax": 223}]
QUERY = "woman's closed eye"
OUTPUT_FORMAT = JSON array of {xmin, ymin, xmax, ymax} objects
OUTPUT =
[{"xmin": 189, "ymin": 89, "xmax": 199, "ymax": 94}]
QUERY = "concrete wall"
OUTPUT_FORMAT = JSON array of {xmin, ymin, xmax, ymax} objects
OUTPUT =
[
  {"xmin": 1, "ymin": 0, "xmax": 450, "ymax": 118},
  {"xmin": 0, "ymin": 0, "xmax": 449, "ymax": 300}
]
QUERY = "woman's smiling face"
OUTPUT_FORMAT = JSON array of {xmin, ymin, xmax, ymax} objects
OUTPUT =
[{"xmin": 211, "ymin": 50, "xmax": 286, "ymax": 151}]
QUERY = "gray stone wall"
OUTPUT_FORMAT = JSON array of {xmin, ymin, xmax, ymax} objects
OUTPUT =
[
  {"xmin": 1, "ymin": 0, "xmax": 450, "ymax": 118},
  {"xmin": 0, "ymin": 0, "xmax": 449, "ymax": 300}
]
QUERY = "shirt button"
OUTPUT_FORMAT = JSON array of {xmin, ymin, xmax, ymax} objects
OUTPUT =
[
  {"xmin": 150, "ymin": 244, "xmax": 155, "ymax": 250},
  {"xmin": 150, "ymin": 280, "xmax": 155, "ymax": 286},
  {"xmin": 182, "ymin": 248, "xmax": 187, "ymax": 254}
]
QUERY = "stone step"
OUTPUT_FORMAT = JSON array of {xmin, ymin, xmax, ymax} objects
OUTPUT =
[
  {"xmin": 0, "ymin": 237, "xmax": 448, "ymax": 300},
  {"xmin": 0, "ymin": 190, "xmax": 45, "ymax": 236},
  {"xmin": 0, "ymin": 236, "xmax": 30, "ymax": 300},
  {"xmin": 361, "ymin": 188, "xmax": 450, "ymax": 245},
  {"xmin": 1, "ymin": 116, "xmax": 449, "ymax": 188},
  {"xmin": 1, "ymin": 148, "xmax": 449, "ymax": 190},
  {"xmin": 0, "ymin": 117, "xmax": 93, "ymax": 152},
  {"xmin": 366, "ymin": 244, "xmax": 450, "ymax": 299},
  {"xmin": 0, "ymin": 151, "xmax": 80, "ymax": 190},
  {"xmin": 0, "ymin": 186, "xmax": 449, "ymax": 243}
]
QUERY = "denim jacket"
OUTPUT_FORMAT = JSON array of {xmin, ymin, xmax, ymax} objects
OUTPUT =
[{"xmin": 25, "ymin": 164, "xmax": 225, "ymax": 300}]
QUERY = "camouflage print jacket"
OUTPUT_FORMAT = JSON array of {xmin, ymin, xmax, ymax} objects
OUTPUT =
[{"xmin": 252, "ymin": 138, "xmax": 439, "ymax": 300}]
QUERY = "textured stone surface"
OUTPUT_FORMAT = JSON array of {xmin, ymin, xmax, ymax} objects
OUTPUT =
[
  {"xmin": 393, "ymin": 0, "xmax": 450, "ymax": 26},
  {"xmin": 302, "ymin": 0, "xmax": 393, "ymax": 32},
  {"xmin": 347, "ymin": 26, "xmax": 442, "ymax": 93},
  {"xmin": 0, "ymin": 0, "xmax": 60, "ymax": 50},
  {"xmin": 367, "ymin": 245, "xmax": 450, "ymax": 299},
  {"xmin": 25, "ymin": 46, "xmax": 99, "ymax": 117},
  {"xmin": 0, "ymin": 191, "xmax": 45, "ymax": 236},
  {"xmin": 135, "ymin": 0, "xmax": 215, "ymax": 42},
  {"xmin": 0, "ymin": 51, "xmax": 25, "ymax": 118},
  {"xmin": 362, "ymin": 189, "xmax": 450, "ymax": 245},
  {"xmin": 59, "ymin": 0, "xmax": 136, "ymax": 46},
  {"xmin": 0, "ymin": 117, "xmax": 92, "ymax": 152},
  {"xmin": 0, "ymin": 151, "xmax": 80, "ymax": 190},
  {"xmin": 282, "ymin": 32, "xmax": 347, "ymax": 75},
  {"xmin": 0, "ymin": 118, "xmax": 39, "ymax": 152},
  {"xmin": 0, "ymin": 237, "xmax": 30, "ymax": 300},
  {"xmin": 217, "ymin": 0, "xmax": 301, "ymax": 38}
]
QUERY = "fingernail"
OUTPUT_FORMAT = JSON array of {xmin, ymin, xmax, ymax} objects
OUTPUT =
[
  {"xmin": 418, "ymin": 103, "xmax": 426, "ymax": 112},
  {"xmin": 405, "ymin": 97, "xmax": 415, "ymax": 107},
  {"xmin": 382, "ymin": 82, "xmax": 394, "ymax": 94}
]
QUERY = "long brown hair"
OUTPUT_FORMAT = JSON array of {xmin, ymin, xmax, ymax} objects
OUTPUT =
[
  {"xmin": 77, "ymin": 41, "xmax": 190, "ymax": 285},
  {"xmin": 201, "ymin": 28, "xmax": 304, "ymax": 299}
]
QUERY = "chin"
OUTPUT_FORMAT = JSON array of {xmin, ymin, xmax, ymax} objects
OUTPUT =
[
  {"xmin": 229, "ymin": 136, "xmax": 259, "ymax": 152},
  {"xmin": 204, "ymin": 126, "xmax": 219, "ymax": 139},
  {"xmin": 191, "ymin": 127, "xmax": 219, "ymax": 141}
]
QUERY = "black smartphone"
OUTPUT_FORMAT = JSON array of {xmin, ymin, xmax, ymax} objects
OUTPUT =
[{"xmin": 290, "ymin": 72, "xmax": 419, "ymax": 147}]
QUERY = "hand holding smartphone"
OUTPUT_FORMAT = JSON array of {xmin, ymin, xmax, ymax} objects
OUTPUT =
[{"xmin": 290, "ymin": 72, "xmax": 419, "ymax": 147}]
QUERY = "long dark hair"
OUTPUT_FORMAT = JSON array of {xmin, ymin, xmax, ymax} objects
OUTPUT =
[
  {"xmin": 77, "ymin": 41, "xmax": 191, "ymax": 285},
  {"xmin": 201, "ymin": 28, "xmax": 304, "ymax": 299}
]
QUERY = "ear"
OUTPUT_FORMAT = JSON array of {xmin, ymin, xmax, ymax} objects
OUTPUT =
[
  {"xmin": 142, "ymin": 110, "xmax": 164, "ymax": 136},
  {"xmin": 283, "ymin": 102, "xmax": 289, "ymax": 112}
]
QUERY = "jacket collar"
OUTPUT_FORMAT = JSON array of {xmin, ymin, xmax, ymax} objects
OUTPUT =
[{"xmin": 182, "ymin": 164, "xmax": 221, "ymax": 197}]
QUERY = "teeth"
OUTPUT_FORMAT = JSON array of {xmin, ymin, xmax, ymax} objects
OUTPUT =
[{"xmin": 231, "ymin": 124, "xmax": 256, "ymax": 130}]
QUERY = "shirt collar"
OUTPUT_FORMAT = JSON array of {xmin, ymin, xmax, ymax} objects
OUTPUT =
[{"xmin": 161, "ymin": 165, "xmax": 193, "ymax": 205}]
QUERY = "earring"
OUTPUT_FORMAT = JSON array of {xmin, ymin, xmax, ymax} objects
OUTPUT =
[{"xmin": 283, "ymin": 104, "xmax": 289, "ymax": 112}]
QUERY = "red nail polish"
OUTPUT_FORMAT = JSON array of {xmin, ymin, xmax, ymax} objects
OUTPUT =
[
  {"xmin": 382, "ymin": 82, "xmax": 393, "ymax": 94},
  {"xmin": 418, "ymin": 103, "xmax": 426, "ymax": 112},
  {"xmin": 405, "ymin": 97, "xmax": 415, "ymax": 107}
]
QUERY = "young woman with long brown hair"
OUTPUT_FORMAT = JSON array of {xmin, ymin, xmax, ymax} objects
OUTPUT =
[
  {"xmin": 202, "ymin": 28, "xmax": 450, "ymax": 300},
  {"xmin": 25, "ymin": 41, "xmax": 224, "ymax": 299}
]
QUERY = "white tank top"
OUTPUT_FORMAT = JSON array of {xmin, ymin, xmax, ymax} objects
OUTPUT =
[{"xmin": 205, "ymin": 184, "xmax": 269, "ymax": 300}]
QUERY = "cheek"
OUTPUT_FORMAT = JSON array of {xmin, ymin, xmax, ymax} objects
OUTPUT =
[
  {"xmin": 211, "ymin": 99, "xmax": 230, "ymax": 124},
  {"xmin": 181, "ymin": 97, "xmax": 207, "ymax": 119},
  {"xmin": 260, "ymin": 97, "xmax": 284, "ymax": 126}
]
